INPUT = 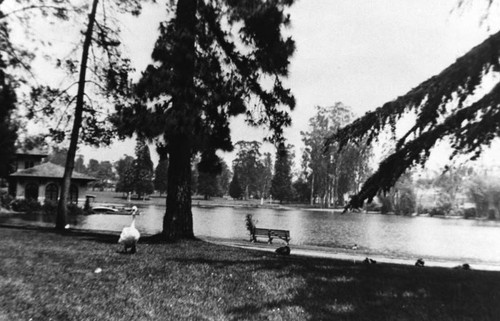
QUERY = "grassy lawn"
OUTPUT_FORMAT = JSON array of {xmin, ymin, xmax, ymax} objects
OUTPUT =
[{"xmin": 1, "ymin": 227, "xmax": 500, "ymax": 320}]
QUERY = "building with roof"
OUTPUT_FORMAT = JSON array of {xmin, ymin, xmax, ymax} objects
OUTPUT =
[{"xmin": 8, "ymin": 150, "xmax": 95, "ymax": 204}]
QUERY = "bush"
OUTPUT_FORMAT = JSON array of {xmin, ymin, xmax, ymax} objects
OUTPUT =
[
  {"xmin": 463, "ymin": 207, "xmax": 476, "ymax": 219},
  {"xmin": 430, "ymin": 207, "xmax": 447, "ymax": 217},
  {"xmin": 417, "ymin": 205, "xmax": 430, "ymax": 215},
  {"xmin": 1, "ymin": 191, "xmax": 14, "ymax": 209},
  {"xmin": 488, "ymin": 208, "xmax": 498, "ymax": 220},
  {"xmin": 42, "ymin": 200, "xmax": 58, "ymax": 215},
  {"xmin": 68, "ymin": 203, "xmax": 84, "ymax": 216},
  {"xmin": 365, "ymin": 201, "xmax": 381, "ymax": 212},
  {"xmin": 11, "ymin": 199, "xmax": 42, "ymax": 213}
]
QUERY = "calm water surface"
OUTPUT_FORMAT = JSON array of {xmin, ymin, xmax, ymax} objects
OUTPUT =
[
  {"xmin": 4, "ymin": 204, "xmax": 500, "ymax": 266},
  {"xmin": 87, "ymin": 205, "xmax": 500, "ymax": 265}
]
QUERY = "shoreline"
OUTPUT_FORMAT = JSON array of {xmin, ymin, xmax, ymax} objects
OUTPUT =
[
  {"xmin": 199, "ymin": 236, "xmax": 500, "ymax": 272},
  {"xmin": 2, "ymin": 221, "xmax": 499, "ymax": 272}
]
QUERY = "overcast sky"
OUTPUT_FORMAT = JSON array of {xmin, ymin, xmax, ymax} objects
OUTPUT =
[{"xmin": 77, "ymin": 0, "xmax": 499, "ymax": 167}]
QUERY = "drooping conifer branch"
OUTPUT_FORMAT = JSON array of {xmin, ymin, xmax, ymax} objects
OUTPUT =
[
  {"xmin": 346, "ymin": 82, "xmax": 500, "ymax": 210},
  {"xmin": 327, "ymin": 30, "xmax": 500, "ymax": 152},
  {"xmin": 327, "ymin": 29, "xmax": 500, "ymax": 211}
]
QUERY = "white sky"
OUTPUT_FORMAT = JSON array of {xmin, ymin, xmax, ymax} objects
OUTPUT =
[{"xmin": 63, "ymin": 0, "xmax": 500, "ymax": 167}]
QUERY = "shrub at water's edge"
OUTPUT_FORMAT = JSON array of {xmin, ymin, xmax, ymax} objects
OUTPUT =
[{"xmin": 10, "ymin": 199, "xmax": 84, "ymax": 217}]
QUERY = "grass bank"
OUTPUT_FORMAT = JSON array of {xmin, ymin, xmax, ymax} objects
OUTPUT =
[{"xmin": 1, "ymin": 226, "xmax": 500, "ymax": 321}]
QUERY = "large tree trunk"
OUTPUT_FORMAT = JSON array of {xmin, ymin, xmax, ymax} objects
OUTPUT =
[
  {"xmin": 56, "ymin": 0, "xmax": 98, "ymax": 230},
  {"xmin": 162, "ymin": 0, "xmax": 197, "ymax": 240},
  {"xmin": 163, "ymin": 137, "xmax": 194, "ymax": 240}
]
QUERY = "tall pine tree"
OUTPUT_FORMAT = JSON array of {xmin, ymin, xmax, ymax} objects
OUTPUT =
[
  {"xmin": 133, "ymin": 138, "xmax": 154, "ymax": 199},
  {"xmin": 270, "ymin": 143, "xmax": 293, "ymax": 203},
  {"xmin": 229, "ymin": 172, "xmax": 243, "ymax": 200},
  {"xmin": 115, "ymin": 155, "xmax": 135, "ymax": 194},
  {"xmin": 114, "ymin": 0, "xmax": 296, "ymax": 240},
  {"xmin": 154, "ymin": 155, "xmax": 169, "ymax": 196}
]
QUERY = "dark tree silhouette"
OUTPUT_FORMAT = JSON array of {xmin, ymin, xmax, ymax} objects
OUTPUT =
[
  {"xmin": 0, "ymin": 58, "xmax": 17, "ymax": 178},
  {"xmin": 115, "ymin": 155, "xmax": 135, "ymax": 194},
  {"xmin": 270, "ymin": 143, "xmax": 293, "ymax": 203},
  {"xmin": 197, "ymin": 152, "xmax": 223, "ymax": 200},
  {"xmin": 232, "ymin": 141, "xmax": 265, "ymax": 200},
  {"xmin": 154, "ymin": 156, "xmax": 169, "ymax": 196},
  {"xmin": 114, "ymin": 0, "xmax": 296, "ymax": 240},
  {"xmin": 327, "ymin": 30, "xmax": 500, "ymax": 210},
  {"xmin": 229, "ymin": 172, "xmax": 243, "ymax": 200},
  {"xmin": 133, "ymin": 138, "xmax": 154, "ymax": 198}
]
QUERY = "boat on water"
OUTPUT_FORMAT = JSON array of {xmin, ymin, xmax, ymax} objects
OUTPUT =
[{"xmin": 91, "ymin": 206, "xmax": 136, "ymax": 215}]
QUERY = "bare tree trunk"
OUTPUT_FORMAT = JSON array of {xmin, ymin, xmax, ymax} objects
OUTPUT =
[{"xmin": 56, "ymin": 0, "xmax": 98, "ymax": 230}]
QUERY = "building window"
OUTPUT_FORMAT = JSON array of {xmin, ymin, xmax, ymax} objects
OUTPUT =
[
  {"xmin": 25, "ymin": 183, "xmax": 39, "ymax": 200},
  {"xmin": 45, "ymin": 183, "xmax": 58, "ymax": 202},
  {"xmin": 69, "ymin": 184, "xmax": 78, "ymax": 204}
]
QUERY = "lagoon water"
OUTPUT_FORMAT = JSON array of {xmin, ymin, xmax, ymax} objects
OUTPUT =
[
  {"xmin": 4, "ymin": 204, "xmax": 500, "ymax": 267},
  {"xmin": 79, "ymin": 204, "xmax": 500, "ymax": 266}
]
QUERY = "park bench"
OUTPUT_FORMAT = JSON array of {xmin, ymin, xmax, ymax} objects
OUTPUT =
[{"xmin": 251, "ymin": 227, "xmax": 290, "ymax": 244}]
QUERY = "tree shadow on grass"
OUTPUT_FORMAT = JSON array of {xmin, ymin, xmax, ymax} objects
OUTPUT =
[
  {"xmin": 166, "ymin": 251, "xmax": 500, "ymax": 321},
  {"xmin": 229, "ymin": 259, "xmax": 500, "ymax": 320}
]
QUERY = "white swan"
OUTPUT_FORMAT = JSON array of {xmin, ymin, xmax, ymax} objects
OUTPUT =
[{"xmin": 118, "ymin": 206, "xmax": 140, "ymax": 254}]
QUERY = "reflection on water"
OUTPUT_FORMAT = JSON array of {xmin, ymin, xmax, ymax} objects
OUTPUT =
[{"xmin": 3, "ymin": 204, "xmax": 500, "ymax": 265}]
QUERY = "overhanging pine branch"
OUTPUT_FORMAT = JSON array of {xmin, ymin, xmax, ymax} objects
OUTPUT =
[
  {"xmin": 346, "ymin": 82, "xmax": 500, "ymax": 210},
  {"xmin": 327, "ymin": 30, "xmax": 500, "ymax": 152}
]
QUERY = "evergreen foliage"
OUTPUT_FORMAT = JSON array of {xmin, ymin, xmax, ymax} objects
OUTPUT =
[
  {"xmin": 154, "ymin": 156, "xmax": 169, "ymax": 196},
  {"xmin": 232, "ymin": 141, "xmax": 265, "ymax": 199},
  {"xmin": 133, "ymin": 138, "xmax": 154, "ymax": 198},
  {"xmin": 327, "ymin": 29, "xmax": 500, "ymax": 210},
  {"xmin": 292, "ymin": 178, "xmax": 310, "ymax": 203},
  {"xmin": 270, "ymin": 143, "xmax": 293, "ymax": 203},
  {"xmin": 115, "ymin": 155, "xmax": 135, "ymax": 194},
  {"xmin": 113, "ymin": 0, "xmax": 296, "ymax": 240},
  {"xmin": 196, "ymin": 152, "xmax": 223, "ymax": 199},
  {"xmin": 197, "ymin": 171, "xmax": 220, "ymax": 199},
  {"xmin": 229, "ymin": 172, "xmax": 243, "ymax": 200}
]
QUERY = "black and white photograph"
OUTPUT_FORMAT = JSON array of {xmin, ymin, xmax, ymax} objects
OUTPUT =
[{"xmin": 1, "ymin": 0, "xmax": 500, "ymax": 320}]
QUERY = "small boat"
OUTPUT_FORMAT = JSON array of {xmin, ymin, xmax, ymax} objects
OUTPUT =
[
  {"xmin": 91, "ymin": 206, "xmax": 137, "ymax": 215},
  {"xmin": 91, "ymin": 206, "xmax": 119, "ymax": 214}
]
